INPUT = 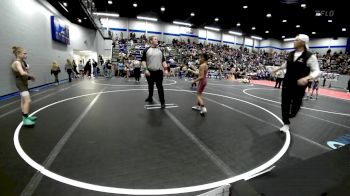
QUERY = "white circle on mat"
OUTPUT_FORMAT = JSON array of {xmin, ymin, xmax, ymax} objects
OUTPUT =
[
  {"xmin": 243, "ymin": 88, "xmax": 350, "ymax": 116},
  {"xmin": 92, "ymin": 79, "xmax": 177, "ymax": 87},
  {"xmin": 14, "ymin": 89, "xmax": 290, "ymax": 195}
]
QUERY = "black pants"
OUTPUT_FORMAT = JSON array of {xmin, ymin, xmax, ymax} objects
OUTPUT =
[
  {"xmin": 54, "ymin": 74, "xmax": 59, "ymax": 83},
  {"xmin": 146, "ymin": 70, "xmax": 165, "ymax": 104},
  {"xmin": 281, "ymin": 85, "xmax": 306, "ymax": 125},
  {"xmin": 67, "ymin": 69, "xmax": 72, "ymax": 82},
  {"xmin": 134, "ymin": 68, "xmax": 141, "ymax": 81},
  {"xmin": 275, "ymin": 78, "xmax": 283, "ymax": 88},
  {"xmin": 348, "ymin": 79, "xmax": 350, "ymax": 92}
]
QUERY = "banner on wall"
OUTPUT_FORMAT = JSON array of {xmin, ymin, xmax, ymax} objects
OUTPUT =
[
  {"xmin": 180, "ymin": 27, "xmax": 194, "ymax": 35},
  {"xmin": 51, "ymin": 16, "xmax": 70, "ymax": 45}
]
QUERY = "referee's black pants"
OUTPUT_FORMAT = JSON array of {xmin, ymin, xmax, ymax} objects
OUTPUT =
[
  {"xmin": 281, "ymin": 85, "xmax": 306, "ymax": 125},
  {"xmin": 146, "ymin": 70, "xmax": 165, "ymax": 104}
]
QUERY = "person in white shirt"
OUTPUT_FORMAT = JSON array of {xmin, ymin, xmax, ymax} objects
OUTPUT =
[
  {"xmin": 273, "ymin": 34, "xmax": 320, "ymax": 132},
  {"xmin": 142, "ymin": 36, "xmax": 167, "ymax": 108}
]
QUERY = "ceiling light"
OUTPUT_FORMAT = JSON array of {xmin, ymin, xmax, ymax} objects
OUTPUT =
[
  {"xmin": 215, "ymin": 18, "xmax": 219, "ymax": 22},
  {"xmin": 265, "ymin": 30, "xmax": 269, "ymax": 33},
  {"xmin": 342, "ymin": 28, "xmax": 346, "ymax": 32},
  {"xmin": 137, "ymin": 16, "xmax": 158, "ymax": 21},
  {"xmin": 161, "ymin": 6, "xmax": 165, "ymax": 12},
  {"xmin": 301, "ymin": 4, "xmax": 306, "ymax": 8},
  {"xmin": 173, "ymin": 21, "xmax": 192, "ymax": 27},
  {"xmin": 133, "ymin": 3, "xmax": 137, "ymax": 7},
  {"xmin": 58, "ymin": 2, "xmax": 69, "ymax": 12},
  {"xmin": 252, "ymin": 27, "xmax": 256, "ymax": 30},
  {"xmin": 94, "ymin": 12, "xmax": 120, "ymax": 17},
  {"xmin": 77, "ymin": 18, "xmax": 82, "ymax": 23},
  {"xmin": 243, "ymin": 5, "xmax": 248, "ymax": 9},
  {"xmin": 84, "ymin": 17, "xmax": 87, "ymax": 20},
  {"xmin": 190, "ymin": 12, "xmax": 195, "ymax": 17},
  {"xmin": 108, "ymin": 1, "xmax": 113, "ymax": 5},
  {"xmin": 63, "ymin": 2, "xmax": 67, "ymax": 7},
  {"xmin": 229, "ymin": 31, "xmax": 242, "ymax": 36},
  {"xmin": 315, "ymin": 12, "xmax": 321, "ymax": 16},
  {"xmin": 282, "ymin": 36, "xmax": 285, "ymax": 38},
  {"xmin": 328, "ymin": 20, "xmax": 332, "ymax": 23},
  {"xmin": 266, "ymin": 13, "xmax": 272, "ymax": 18},
  {"xmin": 204, "ymin": 26, "xmax": 220, "ymax": 31},
  {"xmin": 284, "ymin": 38, "xmax": 296, "ymax": 42},
  {"xmin": 237, "ymin": 23, "xmax": 241, "ymax": 27},
  {"xmin": 251, "ymin": 36, "xmax": 262, "ymax": 40},
  {"xmin": 282, "ymin": 19, "xmax": 287, "ymax": 23},
  {"xmin": 296, "ymin": 25, "xmax": 300, "ymax": 28},
  {"xmin": 312, "ymin": 32, "xmax": 316, "ymax": 34}
]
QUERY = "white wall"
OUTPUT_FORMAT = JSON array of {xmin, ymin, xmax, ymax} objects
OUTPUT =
[
  {"xmin": 101, "ymin": 17, "xmax": 127, "ymax": 29},
  {"xmin": 222, "ymin": 34, "xmax": 236, "ymax": 47},
  {"xmin": 282, "ymin": 41, "xmax": 294, "ymax": 51},
  {"xmin": 283, "ymin": 37, "xmax": 347, "ymax": 54},
  {"xmin": 0, "ymin": 0, "xmax": 100, "ymax": 96},
  {"xmin": 244, "ymin": 38, "xmax": 253, "ymax": 47},
  {"xmin": 235, "ymin": 36, "xmax": 244, "ymax": 45},
  {"xmin": 146, "ymin": 21, "xmax": 162, "ymax": 32},
  {"xmin": 207, "ymin": 30, "xmax": 221, "ymax": 44},
  {"xmin": 128, "ymin": 19, "xmax": 146, "ymax": 31},
  {"xmin": 164, "ymin": 24, "xmax": 179, "ymax": 34},
  {"xmin": 198, "ymin": 29, "xmax": 207, "ymax": 39}
]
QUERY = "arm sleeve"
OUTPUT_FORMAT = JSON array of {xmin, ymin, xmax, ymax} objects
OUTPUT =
[
  {"xmin": 280, "ymin": 61, "xmax": 287, "ymax": 69},
  {"xmin": 307, "ymin": 55, "xmax": 321, "ymax": 79},
  {"xmin": 141, "ymin": 48, "xmax": 149, "ymax": 62},
  {"xmin": 162, "ymin": 50, "xmax": 165, "ymax": 63}
]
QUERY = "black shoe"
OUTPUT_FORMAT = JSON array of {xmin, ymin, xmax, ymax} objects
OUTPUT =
[
  {"xmin": 161, "ymin": 104, "xmax": 166, "ymax": 109},
  {"xmin": 145, "ymin": 98, "xmax": 153, "ymax": 103}
]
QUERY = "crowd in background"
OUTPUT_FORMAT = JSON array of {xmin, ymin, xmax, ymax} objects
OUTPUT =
[{"xmin": 51, "ymin": 36, "xmax": 350, "ymax": 87}]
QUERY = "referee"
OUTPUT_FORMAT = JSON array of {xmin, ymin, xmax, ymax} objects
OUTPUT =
[
  {"xmin": 142, "ymin": 36, "xmax": 167, "ymax": 108},
  {"xmin": 273, "ymin": 34, "xmax": 320, "ymax": 132}
]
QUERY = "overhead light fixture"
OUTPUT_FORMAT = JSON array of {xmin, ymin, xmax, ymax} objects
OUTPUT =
[
  {"xmin": 190, "ymin": 12, "xmax": 195, "ymax": 17},
  {"xmin": 204, "ymin": 26, "xmax": 220, "ymax": 31},
  {"xmin": 229, "ymin": 31, "xmax": 242, "ymax": 36},
  {"xmin": 296, "ymin": 25, "xmax": 300, "ymax": 28},
  {"xmin": 251, "ymin": 36, "xmax": 262, "ymax": 40},
  {"xmin": 265, "ymin": 30, "xmax": 269, "ymax": 33},
  {"xmin": 108, "ymin": 0, "xmax": 113, "ymax": 5},
  {"xmin": 137, "ymin": 16, "xmax": 158, "ymax": 21},
  {"xmin": 58, "ymin": 2, "xmax": 69, "ymax": 12},
  {"xmin": 84, "ymin": 17, "xmax": 87, "ymax": 20},
  {"xmin": 266, "ymin": 13, "xmax": 272, "ymax": 18},
  {"xmin": 315, "ymin": 12, "xmax": 321, "ymax": 16},
  {"xmin": 161, "ymin": 6, "xmax": 165, "ymax": 12},
  {"xmin": 282, "ymin": 19, "xmax": 287, "ymax": 23},
  {"xmin": 94, "ymin": 12, "xmax": 120, "ymax": 18},
  {"xmin": 284, "ymin": 38, "xmax": 296, "ymax": 42},
  {"xmin": 312, "ymin": 32, "xmax": 316, "ymax": 34},
  {"xmin": 173, "ymin": 21, "xmax": 192, "ymax": 27},
  {"xmin": 243, "ymin": 5, "xmax": 248, "ymax": 9},
  {"xmin": 133, "ymin": 3, "xmax": 137, "ymax": 7},
  {"xmin": 282, "ymin": 35, "xmax": 285, "ymax": 38},
  {"xmin": 328, "ymin": 20, "xmax": 332, "ymax": 23},
  {"xmin": 77, "ymin": 18, "xmax": 82, "ymax": 23},
  {"xmin": 342, "ymin": 28, "xmax": 347, "ymax": 32},
  {"xmin": 252, "ymin": 27, "xmax": 256, "ymax": 30},
  {"xmin": 236, "ymin": 23, "xmax": 241, "ymax": 27},
  {"xmin": 301, "ymin": 4, "xmax": 306, "ymax": 8},
  {"xmin": 63, "ymin": 2, "xmax": 67, "ymax": 7},
  {"xmin": 215, "ymin": 18, "xmax": 219, "ymax": 22}
]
